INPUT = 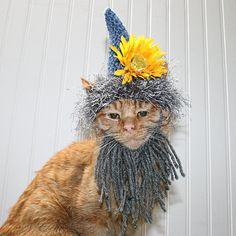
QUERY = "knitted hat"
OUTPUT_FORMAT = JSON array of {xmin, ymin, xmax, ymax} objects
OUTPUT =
[{"xmin": 78, "ymin": 8, "xmax": 185, "ymax": 131}]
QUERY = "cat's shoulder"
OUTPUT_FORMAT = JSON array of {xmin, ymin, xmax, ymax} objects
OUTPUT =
[
  {"xmin": 46, "ymin": 139, "xmax": 98, "ymax": 168},
  {"xmin": 65, "ymin": 139, "xmax": 98, "ymax": 156}
]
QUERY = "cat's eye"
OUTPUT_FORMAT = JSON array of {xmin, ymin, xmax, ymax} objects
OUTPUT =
[
  {"xmin": 137, "ymin": 111, "xmax": 148, "ymax": 117},
  {"xmin": 108, "ymin": 113, "xmax": 120, "ymax": 119}
]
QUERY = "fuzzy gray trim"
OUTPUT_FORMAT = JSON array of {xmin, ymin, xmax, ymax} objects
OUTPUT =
[{"xmin": 76, "ymin": 75, "xmax": 186, "ymax": 135}]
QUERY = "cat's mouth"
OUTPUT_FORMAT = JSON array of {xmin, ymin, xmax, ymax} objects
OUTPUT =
[
  {"xmin": 121, "ymin": 134, "xmax": 150, "ymax": 150},
  {"xmin": 125, "ymin": 139, "xmax": 143, "ymax": 150}
]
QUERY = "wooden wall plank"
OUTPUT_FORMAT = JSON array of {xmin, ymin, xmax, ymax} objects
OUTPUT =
[
  {"xmin": 221, "ymin": 0, "xmax": 236, "ymax": 235},
  {"xmin": 28, "ymin": 0, "xmax": 72, "ymax": 179},
  {"xmin": 205, "ymin": 0, "xmax": 230, "ymax": 235},
  {"xmin": 0, "ymin": 0, "xmax": 51, "ymax": 222},
  {"xmin": 188, "ymin": 0, "xmax": 209, "ymax": 235},
  {"xmin": 168, "ymin": 0, "xmax": 188, "ymax": 236}
]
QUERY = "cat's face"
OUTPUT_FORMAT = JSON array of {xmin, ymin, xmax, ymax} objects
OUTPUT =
[{"xmin": 95, "ymin": 99, "xmax": 161, "ymax": 149}]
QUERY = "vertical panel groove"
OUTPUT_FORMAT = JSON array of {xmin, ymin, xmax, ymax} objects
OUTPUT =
[
  {"xmin": 127, "ymin": 0, "xmax": 133, "ymax": 33},
  {"xmin": 0, "ymin": 0, "xmax": 12, "ymax": 67},
  {"xmin": 165, "ymin": 1, "xmax": 171, "ymax": 236},
  {"xmin": 108, "ymin": 0, "xmax": 113, "ymax": 8},
  {"xmin": 147, "ymin": 0, "xmax": 152, "ymax": 37},
  {"xmin": 0, "ymin": 0, "xmax": 13, "ymax": 222},
  {"xmin": 184, "ymin": 0, "xmax": 191, "ymax": 235},
  {"xmin": 166, "ymin": 0, "xmax": 170, "ymax": 56},
  {"xmin": 27, "ymin": 0, "xmax": 54, "ymax": 181},
  {"xmin": 53, "ymin": 0, "xmax": 74, "ymax": 152},
  {"xmin": 83, "ymin": 0, "xmax": 94, "ymax": 77},
  {"xmin": 0, "ymin": 0, "xmax": 30, "ymax": 222},
  {"xmin": 202, "ymin": 0, "xmax": 212, "ymax": 235},
  {"xmin": 219, "ymin": 0, "xmax": 233, "ymax": 235}
]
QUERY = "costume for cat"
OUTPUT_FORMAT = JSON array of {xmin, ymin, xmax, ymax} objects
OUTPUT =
[
  {"xmin": 80, "ymin": 9, "xmax": 185, "ymax": 128},
  {"xmin": 78, "ymin": 8, "xmax": 186, "ymax": 234}
]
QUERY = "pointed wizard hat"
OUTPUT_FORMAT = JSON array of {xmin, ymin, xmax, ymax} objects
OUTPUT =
[{"xmin": 79, "ymin": 8, "xmax": 185, "ymax": 129}]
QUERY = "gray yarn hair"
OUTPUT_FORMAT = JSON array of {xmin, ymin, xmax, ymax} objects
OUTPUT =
[
  {"xmin": 76, "ymin": 75, "xmax": 187, "ymax": 136},
  {"xmin": 95, "ymin": 127, "xmax": 185, "ymax": 235}
]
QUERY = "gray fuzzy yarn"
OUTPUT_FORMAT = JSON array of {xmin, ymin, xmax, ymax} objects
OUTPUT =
[
  {"xmin": 76, "ymin": 75, "xmax": 186, "ymax": 135},
  {"xmin": 95, "ymin": 127, "xmax": 185, "ymax": 235}
]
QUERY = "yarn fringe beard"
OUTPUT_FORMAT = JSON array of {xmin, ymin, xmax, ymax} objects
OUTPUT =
[{"xmin": 95, "ymin": 127, "xmax": 185, "ymax": 235}]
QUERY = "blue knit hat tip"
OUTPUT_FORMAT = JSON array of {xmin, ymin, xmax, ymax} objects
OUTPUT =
[{"xmin": 104, "ymin": 8, "xmax": 129, "ymax": 75}]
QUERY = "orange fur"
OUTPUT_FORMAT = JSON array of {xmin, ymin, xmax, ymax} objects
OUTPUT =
[{"xmin": 0, "ymin": 100, "xmax": 170, "ymax": 236}]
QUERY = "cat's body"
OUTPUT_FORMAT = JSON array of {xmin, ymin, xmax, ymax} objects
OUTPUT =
[
  {"xmin": 0, "ymin": 98, "xmax": 164, "ymax": 236},
  {"xmin": 0, "ymin": 139, "xmax": 136, "ymax": 236}
]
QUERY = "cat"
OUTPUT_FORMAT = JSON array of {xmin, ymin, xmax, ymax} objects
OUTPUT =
[{"xmin": 0, "ymin": 79, "xmax": 171, "ymax": 236}]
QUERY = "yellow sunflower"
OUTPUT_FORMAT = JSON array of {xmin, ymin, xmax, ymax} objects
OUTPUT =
[{"xmin": 110, "ymin": 34, "xmax": 168, "ymax": 85}]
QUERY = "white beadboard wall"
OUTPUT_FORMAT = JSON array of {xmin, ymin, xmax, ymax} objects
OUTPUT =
[{"xmin": 0, "ymin": 0, "xmax": 235, "ymax": 235}]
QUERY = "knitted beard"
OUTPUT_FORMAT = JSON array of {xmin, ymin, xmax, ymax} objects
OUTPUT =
[{"xmin": 95, "ymin": 121, "xmax": 185, "ymax": 234}]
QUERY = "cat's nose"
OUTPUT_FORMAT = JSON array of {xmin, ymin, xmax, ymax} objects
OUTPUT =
[{"xmin": 124, "ymin": 123, "xmax": 135, "ymax": 132}]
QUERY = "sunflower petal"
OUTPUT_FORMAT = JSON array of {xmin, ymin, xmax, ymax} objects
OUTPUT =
[
  {"xmin": 121, "ymin": 36, "xmax": 127, "ymax": 47},
  {"xmin": 114, "ymin": 69, "xmax": 125, "ymax": 76}
]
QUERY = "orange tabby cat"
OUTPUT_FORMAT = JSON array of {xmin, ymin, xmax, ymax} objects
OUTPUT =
[{"xmin": 0, "ymin": 95, "xmax": 167, "ymax": 235}]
